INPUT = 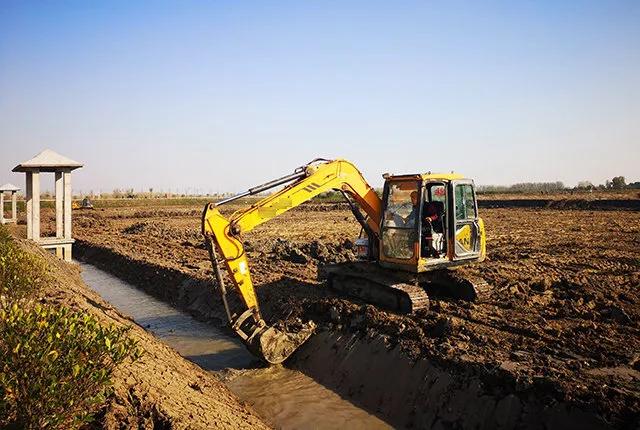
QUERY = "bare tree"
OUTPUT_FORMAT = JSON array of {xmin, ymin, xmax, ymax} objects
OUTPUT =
[{"xmin": 611, "ymin": 176, "xmax": 626, "ymax": 189}]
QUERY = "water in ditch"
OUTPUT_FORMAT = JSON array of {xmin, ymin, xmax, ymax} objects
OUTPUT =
[{"xmin": 80, "ymin": 263, "xmax": 391, "ymax": 430}]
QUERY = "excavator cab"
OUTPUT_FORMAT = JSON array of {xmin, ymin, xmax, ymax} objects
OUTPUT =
[{"xmin": 377, "ymin": 174, "xmax": 486, "ymax": 272}]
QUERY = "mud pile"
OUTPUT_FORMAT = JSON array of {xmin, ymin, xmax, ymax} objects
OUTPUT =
[{"xmin": 262, "ymin": 237, "xmax": 357, "ymax": 264}]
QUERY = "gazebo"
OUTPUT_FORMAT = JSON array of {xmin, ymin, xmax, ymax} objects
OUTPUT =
[
  {"xmin": 13, "ymin": 149, "xmax": 83, "ymax": 261},
  {"xmin": 0, "ymin": 183, "xmax": 20, "ymax": 224}
]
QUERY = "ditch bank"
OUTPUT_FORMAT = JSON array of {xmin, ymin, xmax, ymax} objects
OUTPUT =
[
  {"xmin": 74, "ymin": 240, "xmax": 626, "ymax": 429},
  {"xmin": 296, "ymin": 332, "xmax": 610, "ymax": 429},
  {"xmin": 80, "ymin": 263, "xmax": 390, "ymax": 429},
  {"xmin": 11, "ymin": 237, "xmax": 269, "ymax": 430}
]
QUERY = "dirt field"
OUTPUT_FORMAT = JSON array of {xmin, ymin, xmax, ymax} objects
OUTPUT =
[
  {"xmin": 477, "ymin": 190, "xmax": 639, "ymax": 201},
  {"xmin": 31, "ymin": 199, "xmax": 640, "ymax": 427}
]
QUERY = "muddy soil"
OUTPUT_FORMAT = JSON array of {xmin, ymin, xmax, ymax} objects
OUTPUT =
[
  {"xmin": 45, "ymin": 201, "xmax": 640, "ymax": 427},
  {"xmin": 478, "ymin": 199, "xmax": 640, "ymax": 210},
  {"xmin": 10, "ymin": 236, "xmax": 269, "ymax": 430},
  {"xmin": 477, "ymin": 190, "xmax": 639, "ymax": 201}
]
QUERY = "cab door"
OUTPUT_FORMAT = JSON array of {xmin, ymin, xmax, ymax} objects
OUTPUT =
[
  {"xmin": 379, "ymin": 179, "xmax": 421, "ymax": 267},
  {"xmin": 450, "ymin": 180, "xmax": 481, "ymax": 259}
]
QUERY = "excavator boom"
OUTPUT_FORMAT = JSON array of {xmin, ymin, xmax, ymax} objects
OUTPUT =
[{"xmin": 202, "ymin": 159, "xmax": 382, "ymax": 363}]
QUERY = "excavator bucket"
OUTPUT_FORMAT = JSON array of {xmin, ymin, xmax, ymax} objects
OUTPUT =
[
  {"xmin": 246, "ymin": 321, "xmax": 316, "ymax": 365},
  {"xmin": 205, "ymin": 234, "xmax": 316, "ymax": 365}
]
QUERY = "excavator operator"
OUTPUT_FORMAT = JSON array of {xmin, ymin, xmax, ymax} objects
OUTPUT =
[
  {"xmin": 422, "ymin": 198, "xmax": 441, "ymax": 258},
  {"xmin": 406, "ymin": 191, "xmax": 440, "ymax": 258},
  {"xmin": 404, "ymin": 190, "xmax": 443, "ymax": 258}
]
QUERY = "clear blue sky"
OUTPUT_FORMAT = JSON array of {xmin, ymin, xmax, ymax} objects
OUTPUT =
[{"xmin": 1, "ymin": 1, "xmax": 638, "ymax": 194}]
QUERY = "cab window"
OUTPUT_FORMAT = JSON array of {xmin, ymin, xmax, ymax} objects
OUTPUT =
[
  {"xmin": 383, "ymin": 181, "xmax": 420, "ymax": 229},
  {"xmin": 428, "ymin": 184, "xmax": 446, "ymax": 203},
  {"xmin": 382, "ymin": 181, "xmax": 419, "ymax": 259},
  {"xmin": 455, "ymin": 184, "xmax": 477, "ymax": 220}
]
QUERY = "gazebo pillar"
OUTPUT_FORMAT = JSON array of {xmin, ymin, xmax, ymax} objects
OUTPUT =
[
  {"xmin": 55, "ymin": 172, "xmax": 63, "ymax": 238},
  {"xmin": 63, "ymin": 170, "xmax": 73, "ymax": 258},
  {"xmin": 1, "ymin": 184, "xmax": 22, "ymax": 225},
  {"xmin": 11, "ymin": 191, "xmax": 17, "ymax": 221},
  {"xmin": 30, "ymin": 171, "xmax": 41, "ymax": 240},
  {"xmin": 26, "ymin": 172, "xmax": 33, "ymax": 238}
]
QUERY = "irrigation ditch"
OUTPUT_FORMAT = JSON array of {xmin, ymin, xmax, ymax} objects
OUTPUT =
[{"xmin": 80, "ymin": 263, "xmax": 389, "ymax": 429}]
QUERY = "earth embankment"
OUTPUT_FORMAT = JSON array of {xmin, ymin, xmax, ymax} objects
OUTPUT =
[{"xmin": 12, "ymin": 236, "xmax": 270, "ymax": 430}]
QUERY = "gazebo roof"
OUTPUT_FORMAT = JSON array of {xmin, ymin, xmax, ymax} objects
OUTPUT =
[
  {"xmin": 0, "ymin": 183, "xmax": 20, "ymax": 192},
  {"xmin": 13, "ymin": 149, "xmax": 83, "ymax": 173}
]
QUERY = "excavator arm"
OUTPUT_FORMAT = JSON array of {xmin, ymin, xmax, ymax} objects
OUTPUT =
[{"xmin": 202, "ymin": 159, "xmax": 382, "ymax": 363}]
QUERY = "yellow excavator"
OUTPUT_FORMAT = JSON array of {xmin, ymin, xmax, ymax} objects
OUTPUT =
[
  {"xmin": 72, "ymin": 197, "xmax": 94, "ymax": 210},
  {"xmin": 202, "ymin": 158, "xmax": 486, "ymax": 364}
]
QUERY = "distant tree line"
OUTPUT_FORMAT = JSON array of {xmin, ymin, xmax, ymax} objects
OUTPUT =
[
  {"xmin": 574, "ymin": 176, "xmax": 640, "ymax": 191},
  {"xmin": 22, "ymin": 177, "xmax": 639, "ymax": 200},
  {"xmin": 97, "ymin": 177, "xmax": 640, "ymax": 198},
  {"xmin": 477, "ymin": 182, "xmax": 565, "ymax": 193},
  {"xmin": 80, "ymin": 188, "xmax": 230, "ymax": 199},
  {"xmin": 478, "ymin": 176, "xmax": 639, "ymax": 194}
]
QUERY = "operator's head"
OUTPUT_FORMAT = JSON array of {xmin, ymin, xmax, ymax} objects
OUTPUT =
[{"xmin": 410, "ymin": 191, "xmax": 419, "ymax": 206}]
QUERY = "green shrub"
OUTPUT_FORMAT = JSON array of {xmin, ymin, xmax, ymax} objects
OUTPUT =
[
  {"xmin": 0, "ymin": 226, "xmax": 143, "ymax": 429},
  {"xmin": 0, "ymin": 227, "xmax": 48, "ymax": 301},
  {"xmin": 0, "ymin": 302, "xmax": 142, "ymax": 429}
]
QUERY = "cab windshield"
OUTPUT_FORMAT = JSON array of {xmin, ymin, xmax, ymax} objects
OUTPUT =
[{"xmin": 382, "ymin": 181, "xmax": 419, "ymax": 259}]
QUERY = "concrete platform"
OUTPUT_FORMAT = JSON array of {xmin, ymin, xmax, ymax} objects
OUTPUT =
[{"xmin": 38, "ymin": 237, "xmax": 75, "ymax": 261}]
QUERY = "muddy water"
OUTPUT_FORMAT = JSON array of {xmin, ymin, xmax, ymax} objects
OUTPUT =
[{"xmin": 80, "ymin": 263, "xmax": 391, "ymax": 430}]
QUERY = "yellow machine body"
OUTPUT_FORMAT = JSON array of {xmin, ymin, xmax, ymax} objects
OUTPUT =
[
  {"xmin": 377, "ymin": 173, "xmax": 486, "ymax": 273},
  {"xmin": 201, "ymin": 159, "xmax": 486, "ymax": 363}
]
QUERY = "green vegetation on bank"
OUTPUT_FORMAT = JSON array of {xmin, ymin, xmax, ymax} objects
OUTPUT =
[{"xmin": 0, "ymin": 227, "xmax": 142, "ymax": 429}]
